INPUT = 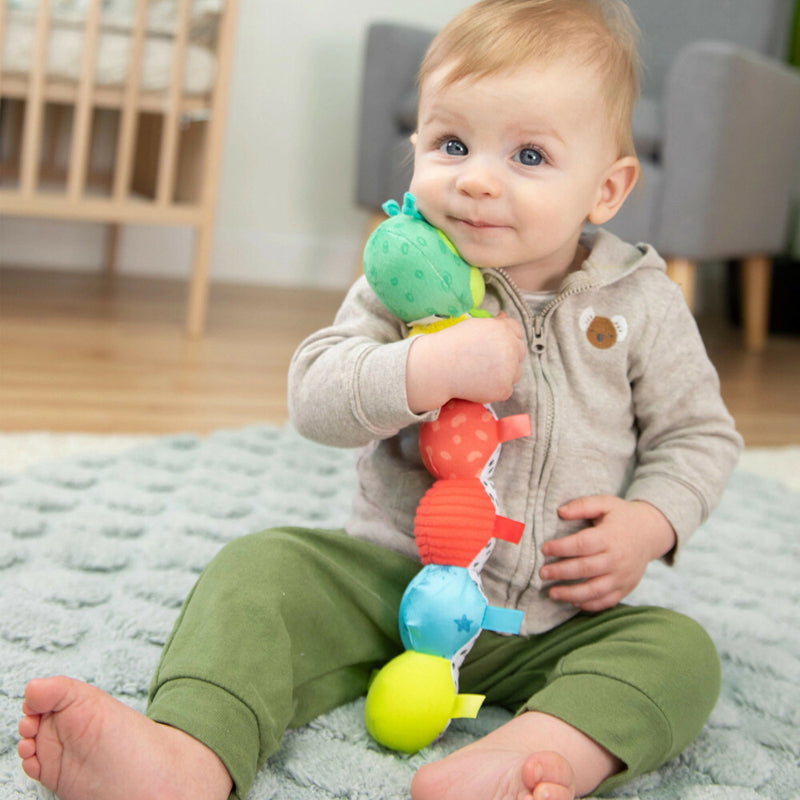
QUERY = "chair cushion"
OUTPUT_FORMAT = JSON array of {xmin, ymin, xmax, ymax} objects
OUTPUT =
[
  {"xmin": 395, "ymin": 89, "xmax": 419, "ymax": 133},
  {"xmin": 628, "ymin": 0, "xmax": 794, "ymax": 98},
  {"xmin": 387, "ymin": 134, "xmax": 415, "ymax": 203},
  {"xmin": 632, "ymin": 95, "xmax": 662, "ymax": 159}
]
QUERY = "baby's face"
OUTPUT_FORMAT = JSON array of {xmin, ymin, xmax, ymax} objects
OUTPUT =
[{"xmin": 410, "ymin": 57, "xmax": 624, "ymax": 291}]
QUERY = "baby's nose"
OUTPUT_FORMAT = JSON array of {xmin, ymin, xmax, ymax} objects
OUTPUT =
[{"xmin": 455, "ymin": 158, "xmax": 502, "ymax": 198}]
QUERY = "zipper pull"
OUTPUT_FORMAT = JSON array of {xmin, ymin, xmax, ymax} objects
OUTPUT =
[{"xmin": 532, "ymin": 316, "xmax": 545, "ymax": 354}]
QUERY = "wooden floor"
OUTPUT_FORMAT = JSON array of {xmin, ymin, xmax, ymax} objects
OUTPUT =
[{"xmin": 1, "ymin": 267, "xmax": 799, "ymax": 446}]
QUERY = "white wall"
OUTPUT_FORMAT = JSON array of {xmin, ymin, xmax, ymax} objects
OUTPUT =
[{"xmin": 0, "ymin": 0, "xmax": 471, "ymax": 290}]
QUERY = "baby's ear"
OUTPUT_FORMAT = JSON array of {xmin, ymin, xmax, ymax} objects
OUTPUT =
[
  {"xmin": 410, "ymin": 132, "xmax": 419, "ymax": 146},
  {"xmin": 588, "ymin": 156, "xmax": 640, "ymax": 226}
]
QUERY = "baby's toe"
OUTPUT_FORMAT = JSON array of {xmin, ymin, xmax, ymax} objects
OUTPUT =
[
  {"xmin": 523, "ymin": 751, "xmax": 575, "ymax": 799},
  {"xmin": 19, "ymin": 714, "xmax": 40, "ymax": 740},
  {"xmin": 17, "ymin": 737, "xmax": 36, "ymax": 760},
  {"xmin": 532, "ymin": 782, "xmax": 575, "ymax": 800}
]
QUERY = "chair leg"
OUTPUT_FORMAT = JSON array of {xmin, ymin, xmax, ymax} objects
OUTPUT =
[
  {"xmin": 740, "ymin": 255, "xmax": 771, "ymax": 352},
  {"xmin": 665, "ymin": 257, "xmax": 697, "ymax": 310}
]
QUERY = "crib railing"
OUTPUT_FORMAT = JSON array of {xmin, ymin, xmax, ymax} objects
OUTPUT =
[{"xmin": 0, "ymin": 0, "xmax": 239, "ymax": 335}]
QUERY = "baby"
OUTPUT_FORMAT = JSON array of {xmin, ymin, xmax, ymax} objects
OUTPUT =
[{"xmin": 18, "ymin": 2, "xmax": 742, "ymax": 799}]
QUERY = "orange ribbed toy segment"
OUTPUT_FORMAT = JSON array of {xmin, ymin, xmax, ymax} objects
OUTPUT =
[{"xmin": 414, "ymin": 479, "xmax": 523, "ymax": 566}]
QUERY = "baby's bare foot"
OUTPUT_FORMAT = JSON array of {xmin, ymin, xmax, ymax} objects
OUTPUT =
[
  {"xmin": 18, "ymin": 676, "xmax": 232, "ymax": 800},
  {"xmin": 411, "ymin": 746, "xmax": 575, "ymax": 800}
]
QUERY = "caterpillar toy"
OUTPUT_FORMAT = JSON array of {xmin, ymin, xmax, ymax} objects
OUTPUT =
[{"xmin": 362, "ymin": 194, "xmax": 531, "ymax": 753}]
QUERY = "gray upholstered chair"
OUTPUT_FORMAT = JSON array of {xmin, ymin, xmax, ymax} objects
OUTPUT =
[{"xmin": 355, "ymin": 0, "xmax": 800, "ymax": 350}]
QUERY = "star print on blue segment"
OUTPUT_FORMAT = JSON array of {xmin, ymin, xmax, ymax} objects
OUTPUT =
[{"xmin": 454, "ymin": 615, "xmax": 474, "ymax": 633}]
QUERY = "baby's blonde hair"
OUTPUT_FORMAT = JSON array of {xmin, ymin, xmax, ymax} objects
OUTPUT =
[{"xmin": 419, "ymin": 0, "xmax": 641, "ymax": 157}]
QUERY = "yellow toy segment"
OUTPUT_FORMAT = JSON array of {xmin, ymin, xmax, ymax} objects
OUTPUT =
[
  {"xmin": 469, "ymin": 265, "xmax": 486, "ymax": 308},
  {"xmin": 364, "ymin": 650, "xmax": 485, "ymax": 753},
  {"xmin": 408, "ymin": 315, "xmax": 470, "ymax": 336},
  {"xmin": 436, "ymin": 228, "xmax": 460, "ymax": 256},
  {"xmin": 433, "ymin": 230, "xmax": 485, "ymax": 313}
]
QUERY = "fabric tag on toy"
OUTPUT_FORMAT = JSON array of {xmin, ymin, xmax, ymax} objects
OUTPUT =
[
  {"xmin": 451, "ymin": 693, "xmax": 485, "ymax": 719},
  {"xmin": 481, "ymin": 605, "xmax": 524, "ymax": 635}
]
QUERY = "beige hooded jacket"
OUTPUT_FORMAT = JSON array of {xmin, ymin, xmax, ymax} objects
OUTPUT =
[{"xmin": 288, "ymin": 229, "xmax": 742, "ymax": 635}]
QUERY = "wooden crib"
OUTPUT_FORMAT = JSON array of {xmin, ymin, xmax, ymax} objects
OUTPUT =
[{"xmin": 0, "ymin": 0, "xmax": 238, "ymax": 335}]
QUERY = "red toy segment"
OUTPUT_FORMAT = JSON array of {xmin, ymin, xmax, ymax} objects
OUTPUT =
[
  {"xmin": 414, "ymin": 478, "xmax": 523, "ymax": 567},
  {"xmin": 419, "ymin": 400, "xmax": 497, "ymax": 479},
  {"xmin": 419, "ymin": 399, "xmax": 531, "ymax": 479}
]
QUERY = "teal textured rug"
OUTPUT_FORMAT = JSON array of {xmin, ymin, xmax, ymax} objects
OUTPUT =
[{"xmin": 0, "ymin": 426, "xmax": 797, "ymax": 799}]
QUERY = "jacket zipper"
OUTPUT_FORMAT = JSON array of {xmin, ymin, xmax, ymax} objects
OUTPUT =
[
  {"xmin": 532, "ymin": 314, "xmax": 546, "ymax": 354},
  {"xmin": 529, "ymin": 280, "xmax": 596, "ymax": 468},
  {"xmin": 493, "ymin": 269, "xmax": 597, "ymax": 604}
]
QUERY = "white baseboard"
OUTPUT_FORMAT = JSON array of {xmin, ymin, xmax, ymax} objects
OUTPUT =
[
  {"xmin": 0, "ymin": 216, "xmax": 731, "ymax": 307},
  {"xmin": 0, "ymin": 217, "xmax": 361, "ymax": 290}
]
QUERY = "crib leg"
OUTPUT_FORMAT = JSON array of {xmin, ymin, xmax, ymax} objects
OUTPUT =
[
  {"xmin": 186, "ymin": 222, "xmax": 213, "ymax": 337},
  {"xmin": 104, "ymin": 223, "xmax": 120, "ymax": 276}
]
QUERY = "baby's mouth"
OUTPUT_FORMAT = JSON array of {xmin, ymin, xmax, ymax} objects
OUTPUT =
[{"xmin": 452, "ymin": 216, "xmax": 507, "ymax": 230}]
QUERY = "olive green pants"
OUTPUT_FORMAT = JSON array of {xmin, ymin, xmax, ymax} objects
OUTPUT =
[{"xmin": 146, "ymin": 527, "xmax": 720, "ymax": 799}]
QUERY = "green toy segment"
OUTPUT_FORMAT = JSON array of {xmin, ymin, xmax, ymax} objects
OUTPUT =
[{"xmin": 363, "ymin": 193, "xmax": 486, "ymax": 324}]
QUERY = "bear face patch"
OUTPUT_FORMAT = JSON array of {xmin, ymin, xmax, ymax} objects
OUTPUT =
[{"xmin": 579, "ymin": 307, "xmax": 628, "ymax": 350}]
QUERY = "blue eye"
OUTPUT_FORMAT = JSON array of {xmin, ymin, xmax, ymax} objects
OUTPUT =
[
  {"xmin": 517, "ymin": 147, "xmax": 544, "ymax": 166},
  {"xmin": 441, "ymin": 139, "xmax": 468, "ymax": 156}
]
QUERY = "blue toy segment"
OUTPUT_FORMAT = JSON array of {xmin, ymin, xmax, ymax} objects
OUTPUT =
[{"xmin": 399, "ymin": 564, "xmax": 519, "ymax": 659}]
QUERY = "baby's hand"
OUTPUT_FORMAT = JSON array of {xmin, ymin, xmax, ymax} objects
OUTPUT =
[
  {"xmin": 406, "ymin": 313, "xmax": 526, "ymax": 412},
  {"xmin": 539, "ymin": 496, "xmax": 676, "ymax": 612}
]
